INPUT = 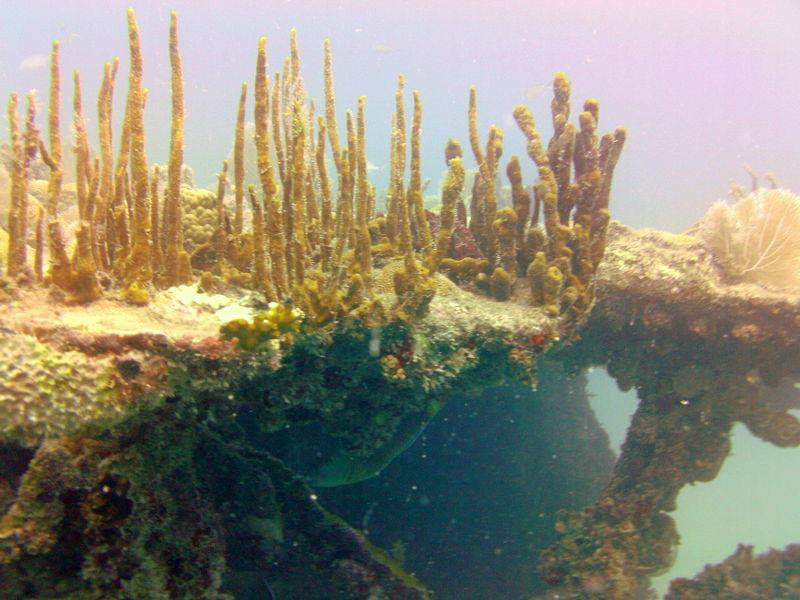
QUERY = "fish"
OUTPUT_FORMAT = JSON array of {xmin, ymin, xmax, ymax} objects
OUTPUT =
[
  {"xmin": 19, "ymin": 54, "xmax": 48, "ymax": 71},
  {"xmin": 368, "ymin": 327, "xmax": 381, "ymax": 357},
  {"xmin": 262, "ymin": 579, "xmax": 275, "ymax": 600},
  {"xmin": 309, "ymin": 404, "xmax": 442, "ymax": 486},
  {"xmin": 524, "ymin": 82, "xmax": 549, "ymax": 101}
]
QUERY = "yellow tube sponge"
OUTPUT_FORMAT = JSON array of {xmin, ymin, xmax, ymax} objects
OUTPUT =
[
  {"xmin": 214, "ymin": 160, "xmax": 228, "ymax": 271},
  {"xmin": 123, "ymin": 8, "xmax": 153, "ymax": 298},
  {"xmin": 439, "ymin": 257, "xmax": 490, "ymax": 280},
  {"xmin": 233, "ymin": 82, "xmax": 246, "ymax": 234},
  {"xmin": 355, "ymin": 96, "xmax": 373, "ymax": 287},
  {"xmin": 149, "ymin": 165, "xmax": 163, "ymax": 274},
  {"xmin": 271, "ymin": 73, "xmax": 286, "ymax": 186},
  {"xmin": 547, "ymin": 72, "xmax": 577, "ymax": 223},
  {"xmin": 409, "ymin": 90, "xmax": 431, "ymax": 253},
  {"xmin": 544, "ymin": 265, "xmax": 564, "ymax": 312},
  {"xmin": 506, "ymin": 155, "xmax": 530, "ymax": 256},
  {"xmin": 483, "ymin": 125, "xmax": 502, "ymax": 265},
  {"xmin": 95, "ymin": 59, "xmax": 118, "ymax": 271},
  {"xmin": 5, "ymin": 93, "xmax": 25, "ymax": 278},
  {"xmin": 291, "ymin": 102, "xmax": 308, "ymax": 283},
  {"xmin": 591, "ymin": 127, "xmax": 626, "ymax": 267},
  {"xmin": 38, "ymin": 41, "xmax": 72, "ymax": 289},
  {"xmin": 72, "ymin": 71, "xmax": 102, "ymax": 302},
  {"xmin": 493, "ymin": 206, "xmax": 518, "ymax": 278},
  {"xmin": 385, "ymin": 112, "xmax": 399, "ymax": 246},
  {"xmin": 327, "ymin": 150, "xmax": 353, "ymax": 294},
  {"xmin": 513, "ymin": 103, "xmax": 571, "ymax": 264},
  {"xmin": 254, "ymin": 36, "xmax": 287, "ymax": 297},
  {"xmin": 433, "ymin": 154, "xmax": 465, "ymax": 272},
  {"xmin": 391, "ymin": 76, "xmax": 417, "ymax": 282},
  {"xmin": 111, "ymin": 82, "xmax": 132, "ymax": 271},
  {"xmin": 20, "ymin": 94, "xmax": 37, "ymax": 275},
  {"xmin": 34, "ymin": 206, "xmax": 44, "ymax": 283},
  {"xmin": 527, "ymin": 251, "xmax": 547, "ymax": 305},
  {"xmin": 445, "ymin": 138, "xmax": 463, "ymax": 164},
  {"xmin": 468, "ymin": 86, "xmax": 484, "ymax": 168},
  {"xmin": 323, "ymin": 39, "xmax": 342, "ymax": 172},
  {"xmin": 248, "ymin": 184, "xmax": 274, "ymax": 299},
  {"xmin": 490, "ymin": 266, "xmax": 512, "ymax": 301},
  {"xmin": 573, "ymin": 108, "xmax": 601, "ymax": 230},
  {"xmin": 317, "ymin": 117, "xmax": 333, "ymax": 273},
  {"xmin": 5, "ymin": 91, "xmax": 38, "ymax": 281},
  {"xmin": 164, "ymin": 10, "xmax": 186, "ymax": 286},
  {"xmin": 346, "ymin": 111, "xmax": 358, "ymax": 247}
]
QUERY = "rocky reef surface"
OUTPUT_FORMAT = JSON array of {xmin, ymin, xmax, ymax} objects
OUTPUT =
[
  {"xmin": 0, "ymin": 258, "xmax": 550, "ymax": 599},
  {"xmin": 0, "ymin": 222, "xmax": 797, "ymax": 599}
]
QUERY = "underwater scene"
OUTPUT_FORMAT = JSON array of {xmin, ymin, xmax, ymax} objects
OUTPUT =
[{"xmin": 0, "ymin": 1, "xmax": 799, "ymax": 598}]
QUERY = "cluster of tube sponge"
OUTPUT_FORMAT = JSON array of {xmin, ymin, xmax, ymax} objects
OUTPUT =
[
  {"xmin": 2, "ymin": 8, "xmax": 625, "ymax": 324},
  {"xmin": 459, "ymin": 76, "xmax": 628, "ymax": 316}
]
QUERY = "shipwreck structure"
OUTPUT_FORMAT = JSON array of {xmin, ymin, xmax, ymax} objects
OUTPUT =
[{"xmin": 0, "ymin": 9, "xmax": 797, "ymax": 600}]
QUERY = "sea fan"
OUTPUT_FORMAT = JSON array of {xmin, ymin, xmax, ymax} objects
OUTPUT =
[{"xmin": 695, "ymin": 188, "xmax": 800, "ymax": 289}]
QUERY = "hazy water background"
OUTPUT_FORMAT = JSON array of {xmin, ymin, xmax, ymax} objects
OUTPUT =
[
  {"xmin": 1, "ymin": 0, "xmax": 799, "ymax": 596},
  {"xmin": 3, "ymin": 0, "xmax": 799, "ymax": 230}
]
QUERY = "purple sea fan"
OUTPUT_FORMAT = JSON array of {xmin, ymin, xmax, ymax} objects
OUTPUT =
[
  {"xmin": 426, "ymin": 210, "xmax": 483, "ymax": 260},
  {"xmin": 693, "ymin": 188, "xmax": 800, "ymax": 290}
]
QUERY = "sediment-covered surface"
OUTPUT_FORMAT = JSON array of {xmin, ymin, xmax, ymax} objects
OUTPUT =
[{"xmin": 598, "ymin": 221, "xmax": 800, "ymax": 349}]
